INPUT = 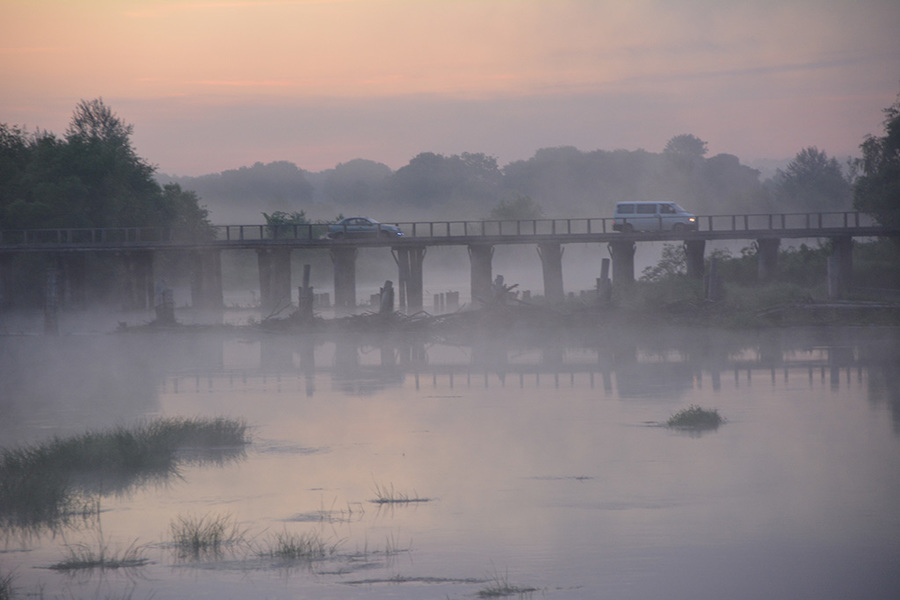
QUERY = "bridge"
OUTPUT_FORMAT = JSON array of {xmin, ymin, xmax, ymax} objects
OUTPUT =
[{"xmin": 1, "ymin": 211, "xmax": 897, "ymax": 313}]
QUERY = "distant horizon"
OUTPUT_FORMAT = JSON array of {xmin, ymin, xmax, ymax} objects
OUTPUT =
[
  {"xmin": 3, "ymin": 1, "xmax": 897, "ymax": 180},
  {"xmin": 153, "ymin": 145, "xmax": 834, "ymax": 183}
]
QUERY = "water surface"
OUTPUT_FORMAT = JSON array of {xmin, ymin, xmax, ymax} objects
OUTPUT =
[{"xmin": 2, "ymin": 325, "xmax": 899, "ymax": 599}]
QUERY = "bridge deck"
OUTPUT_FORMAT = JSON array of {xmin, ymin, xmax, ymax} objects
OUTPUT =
[{"xmin": 1, "ymin": 212, "xmax": 897, "ymax": 253}]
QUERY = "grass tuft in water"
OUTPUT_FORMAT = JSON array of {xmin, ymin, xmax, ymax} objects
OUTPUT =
[
  {"xmin": 369, "ymin": 481, "xmax": 431, "ymax": 504},
  {"xmin": 0, "ymin": 570, "xmax": 14, "ymax": 600},
  {"xmin": 169, "ymin": 513, "xmax": 247, "ymax": 558},
  {"xmin": 477, "ymin": 568, "xmax": 538, "ymax": 598},
  {"xmin": 257, "ymin": 529, "xmax": 339, "ymax": 561},
  {"xmin": 666, "ymin": 405, "xmax": 724, "ymax": 429},
  {"xmin": 0, "ymin": 417, "xmax": 249, "ymax": 532},
  {"xmin": 49, "ymin": 537, "xmax": 148, "ymax": 571}
]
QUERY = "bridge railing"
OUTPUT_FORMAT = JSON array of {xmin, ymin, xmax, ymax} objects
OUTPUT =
[
  {"xmin": 0, "ymin": 212, "xmax": 884, "ymax": 248},
  {"xmin": 698, "ymin": 212, "xmax": 877, "ymax": 232},
  {"xmin": 213, "ymin": 223, "xmax": 328, "ymax": 241},
  {"xmin": 389, "ymin": 218, "xmax": 614, "ymax": 238},
  {"xmin": 0, "ymin": 226, "xmax": 170, "ymax": 246}
]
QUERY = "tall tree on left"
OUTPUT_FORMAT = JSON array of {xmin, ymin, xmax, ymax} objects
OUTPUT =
[{"xmin": 0, "ymin": 98, "xmax": 211, "ymax": 233}]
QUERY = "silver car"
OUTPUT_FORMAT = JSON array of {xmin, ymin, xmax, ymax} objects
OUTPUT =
[{"xmin": 327, "ymin": 217, "xmax": 403, "ymax": 239}]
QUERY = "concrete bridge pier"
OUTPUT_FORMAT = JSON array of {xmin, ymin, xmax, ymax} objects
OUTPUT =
[
  {"xmin": 59, "ymin": 253, "xmax": 87, "ymax": 309},
  {"xmin": 0, "ymin": 254, "xmax": 15, "ymax": 309},
  {"xmin": 828, "ymin": 236, "xmax": 853, "ymax": 299},
  {"xmin": 756, "ymin": 238, "xmax": 780, "ymax": 282},
  {"xmin": 608, "ymin": 241, "xmax": 635, "ymax": 285},
  {"xmin": 684, "ymin": 240, "xmax": 706, "ymax": 280},
  {"xmin": 393, "ymin": 246, "xmax": 426, "ymax": 313},
  {"xmin": 121, "ymin": 251, "xmax": 154, "ymax": 310},
  {"xmin": 191, "ymin": 249, "xmax": 223, "ymax": 309},
  {"xmin": 537, "ymin": 242, "xmax": 565, "ymax": 303},
  {"xmin": 468, "ymin": 244, "xmax": 494, "ymax": 306},
  {"xmin": 331, "ymin": 246, "xmax": 358, "ymax": 312},
  {"xmin": 257, "ymin": 248, "xmax": 292, "ymax": 312}
]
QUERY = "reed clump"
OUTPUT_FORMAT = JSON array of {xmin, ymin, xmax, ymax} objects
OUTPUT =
[
  {"xmin": 666, "ymin": 405, "xmax": 724, "ymax": 429},
  {"xmin": 0, "ymin": 417, "xmax": 249, "ymax": 531},
  {"xmin": 257, "ymin": 529, "xmax": 339, "ymax": 561},
  {"xmin": 0, "ymin": 570, "xmax": 14, "ymax": 600},
  {"xmin": 477, "ymin": 569, "xmax": 537, "ymax": 598},
  {"xmin": 49, "ymin": 537, "xmax": 148, "ymax": 571},
  {"xmin": 169, "ymin": 513, "xmax": 247, "ymax": 558},
  {"xmin": 369, "ymin": 481, "xmax": 430, "ymax": 504}
]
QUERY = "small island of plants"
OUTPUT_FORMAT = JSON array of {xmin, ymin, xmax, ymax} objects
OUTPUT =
[{"xmin": 666, "ymin": 405, "xmax": 724, "ymax": 430}]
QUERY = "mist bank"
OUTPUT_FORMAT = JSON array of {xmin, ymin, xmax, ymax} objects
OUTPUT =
[{"xmin": 159, "ymin": 139, "xmax": 854, "ymax": 224}]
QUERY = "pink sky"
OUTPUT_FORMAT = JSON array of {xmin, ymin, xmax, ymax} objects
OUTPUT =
[{"xmin": 2, "ymin": 0, "xmax": 898, "ymax": 175}]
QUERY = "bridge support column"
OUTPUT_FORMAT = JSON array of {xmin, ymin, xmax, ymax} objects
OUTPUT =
[
  {"xmin": 393, "ymin": 246, "xmax": 426, "ymax": 313},
  {"xmin": 684, "ymin": 240, "xmax": 706, "ymax": 280},
  {"xmin": 59, "ymin": 253, "xmax": 87, "ymax": 309},
  {"xmin": 257, "ymin": 248, "xmax": 292, "ymax": 312},
  {"xmin": 756, "ymin": 238, "xmax": 780, "ymax": 282},
  {"xmin": 191, "ymin": 249, "xmax": 223, "ymax": 309},
  {"xmin": 0, "ymin": 254, "xmax": 14, "ymax": 310},
  {"xmin": 331, "ymin": 246, "xmax": 358, "ymax": 312},
  {"xmin": 121, "ymin": 251, "xmax": 154, "ymax": 310},
  {"xmin": 827, "ymin": 236, "xmax": 853, "ymax": 299},
  {"xmin": 468, "ymin": 244, "xmax": 494, "ymax": 306},
  {"xmin": 608, "ymin": 241, "xmax": 635, "ymax": 285},
  {"xmin": 537, "ymin": 242, "xmax": 565, "ymax": 303}
]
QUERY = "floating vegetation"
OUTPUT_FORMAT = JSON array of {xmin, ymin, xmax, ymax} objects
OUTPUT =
[
  {"xmin": 369, "ymin": 481, "xmax": 431, "ymax": 504},
  {"xmin": 256, "ymin": 529, "xmax": 339, "ymax": 561},
  {"xmin": 0, "ymin": 570, "xmax": 14, "ymax": 600},
  {"xmin": 0, "ymin": 417, "xmax": 250, "ymax": 533},
  {"xmin": 666, "ymin": 405, "xmax": 724, "ymax": 430},
  {"xmin": 477, "ymin": 569, "xmax": 538, "ymax": 598},
  {"xmin": 49, "ymin": 536, "xmax": 148, "ymax": 572},
  {"xmin": 169, "ymin": 513, "xmax": 247, "ymax": 559}
]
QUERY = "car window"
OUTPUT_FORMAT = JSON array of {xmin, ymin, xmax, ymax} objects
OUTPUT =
[
  {"xmin": 660, "ymin": 204, "xmax": 675, "ymax": 214},
  {"xmin": 617, "ymin": 204, "xmax": 635, "ymax": 214},
  {"xmin": 636, "ymin": 204, "xmax": 657, "ymax": 214}
]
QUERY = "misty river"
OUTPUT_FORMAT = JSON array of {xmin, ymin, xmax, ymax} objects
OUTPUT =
[{"xmin": 1, "ymin": 316, "xmax": 899, "ymax": 600}]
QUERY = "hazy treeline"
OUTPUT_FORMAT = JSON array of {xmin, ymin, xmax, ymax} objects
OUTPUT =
[{"xmin": 162, "ymin": 134, "xmax": 855, "ymax": 224}]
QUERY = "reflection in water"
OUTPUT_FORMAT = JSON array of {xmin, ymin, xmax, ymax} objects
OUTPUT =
[{"xmin": 2, "ymin": 325, "xmax": 899, "ymax": 600}]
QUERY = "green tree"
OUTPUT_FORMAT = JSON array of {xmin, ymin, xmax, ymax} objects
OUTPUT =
[
  {"xmin": 773, "ymin": 147, "xmax": 851, "ymax": 212},
  {"xmin": 664, "ymin": 134, "xmax": 708, "ymax": 160},
  {"xmin": 854, "ymin": 94, "xmax": 900, "ymax": 228},
  {"xmin": 489, "ymin": 194, "xmax": 543, "ymax": 220},
  {"xmin": 389, "ymin": 152, "xmax": 504, "ymax": 215},
  {"xmin": 0, "ymin": 98, "xmax": 210, "ymax": 233}
]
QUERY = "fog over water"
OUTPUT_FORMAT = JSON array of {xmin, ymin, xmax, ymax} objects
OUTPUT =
[{"xmin": 1, "ymin": 311, "xmax": 899, "ymax": 599}]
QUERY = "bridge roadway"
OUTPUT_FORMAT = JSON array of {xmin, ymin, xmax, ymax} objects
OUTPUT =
[{"xmin": 1, "ymin": 211, "xmax": 897, "ymax": 312}]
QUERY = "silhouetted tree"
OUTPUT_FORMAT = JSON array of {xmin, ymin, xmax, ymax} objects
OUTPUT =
[
  {"xmin": 854, "ymin": 94, "xmax": 900, "ymax": 228},
  {"xmin": 389, "ymin": 152, "xmax": 504, "ymax": 214},
  {"xmin": 664, "ymin": 134, "xmax": 708, "ymax": 159},
  {"xmin": 322, "ymin": 159, "xmax": 391, "ymax": 208},
  {"xmin": 773, "ymin": 147, "xmax": 851, "ymax": 212},
  {"xmin": 489, "ymin": 194, "xmax": 543, "ymax": 220},
  {"xmin": 0, "ymin": 98, "xmax": 210, "ymax": 232}
]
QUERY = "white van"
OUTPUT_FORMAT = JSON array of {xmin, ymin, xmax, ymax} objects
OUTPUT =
[{"xmin": 612, "ymin": 202, "xmax": 697, "ymax": 232}]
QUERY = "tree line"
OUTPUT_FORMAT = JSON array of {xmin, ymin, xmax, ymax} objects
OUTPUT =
[
  {"xmin": 1, "ymin": 95, "xmax": 897, "ymax": 231},
  {"xmin": 164, "ymin": 133, "xmax": 871, "ymax": 225}
]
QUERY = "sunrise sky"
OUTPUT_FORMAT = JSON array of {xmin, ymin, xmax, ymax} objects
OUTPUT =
[{"xmin": 2, "ymin": 0, "xmax": 898, "ymax": 175}]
